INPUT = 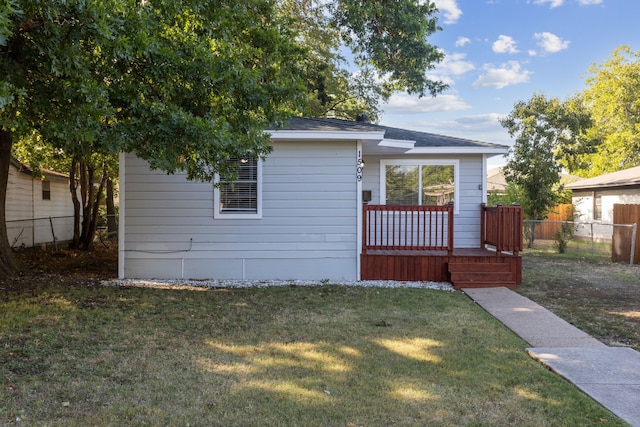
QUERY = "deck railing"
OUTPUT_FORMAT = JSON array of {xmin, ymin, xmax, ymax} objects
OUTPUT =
[
  {"xmin": 362, "ymin": 204, "xmax": 454, "ymax": 255},
  {"xmin": 481, "ymin": 203, "xmax": 523, "ymax": 255}
]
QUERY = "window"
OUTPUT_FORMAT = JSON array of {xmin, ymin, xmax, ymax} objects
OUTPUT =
[
  {"xmin": 381, "ymin": 160, "xmax": 458, "ymax": 210},
  {"xmin": 42, "ymin": 181, "xmax": 51, "ymax": 200},
  {"xmin": 593, "ymin": 192, "xmax": 602, "ymax": 221},
  {"xmin": 214, "ymin": 157, "xmax": 262, "ymax": 218}
]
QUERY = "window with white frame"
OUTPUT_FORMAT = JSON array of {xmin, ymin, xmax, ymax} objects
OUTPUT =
[
  {"xmin": 214, "ymin": 157, "xmax": 262, "ymax": 218},
  {"xmin": 381, "ymin": 160, "xmax": 458, "ymax": 209}
]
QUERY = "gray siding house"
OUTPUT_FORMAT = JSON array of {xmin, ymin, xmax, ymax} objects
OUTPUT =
[{"xmin": 119, "ymin": 117, "xmax": 509, "ymax": 282}]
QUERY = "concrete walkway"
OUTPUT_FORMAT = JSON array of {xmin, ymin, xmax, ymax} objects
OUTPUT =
[{"xmin": 463, "ymin": 287, "xmax": 640, "ymax": 427}]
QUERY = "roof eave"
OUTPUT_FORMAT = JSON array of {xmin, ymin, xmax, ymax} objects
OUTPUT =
[{"xmin": 266, "ymin": 129, "xmax": 385, "ymax": 142}]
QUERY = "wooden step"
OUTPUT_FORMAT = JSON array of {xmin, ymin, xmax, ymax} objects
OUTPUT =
[
  {"xmin": 450, "ymin": 271, "xmax": 512, "ymax": 281},
  {"xmin": 448, "ymin": 263, "xmax": 511, "ymax": 273},
  {"xmin": 447, "ymin": 262, "xmax": 515, "ymax": 289}
]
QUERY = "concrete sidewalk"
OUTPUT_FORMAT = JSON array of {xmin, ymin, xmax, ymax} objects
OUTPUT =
[{"xmin": 463, "ymin": 287, "xmax": 640, "ymax": 427}]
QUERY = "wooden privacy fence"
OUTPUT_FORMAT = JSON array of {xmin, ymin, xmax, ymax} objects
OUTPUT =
[
  {"xmin": 362, "ymin": 204, "xmax": 454, "ymax": 254},
  {"xmin": 481, "ymin": 203, "xmax": 523, "ymax": 255},
  {"xmin": 534, "ymin": 204, "xmax": 574, "ymax": 239},
  {"xmin": 612, "ymin": 204, "xmax": 640, "ymax": 264}
]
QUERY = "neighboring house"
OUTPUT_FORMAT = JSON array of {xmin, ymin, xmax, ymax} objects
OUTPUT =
[
  {"xmin": 119, "ymin": 117, "xmax": 523, "ymax": 288},
  {"xmin": 486, "ymin": 167, "xmax": 579, "ymax": 198},
  {"xmin": 6, "ymin": 159, "xmax": 76, "ymax": 248},
  {"xmin": 566, "ymin": 165, "xmax": 640, "ymax": 241}
]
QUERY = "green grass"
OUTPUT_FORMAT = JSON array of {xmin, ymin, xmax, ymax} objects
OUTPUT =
[{"xmin": 1, "ymin": 283, "xmax": 624, "ymax": 426}]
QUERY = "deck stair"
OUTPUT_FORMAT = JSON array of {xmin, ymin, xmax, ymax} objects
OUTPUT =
[{"xmin": 447, "ymin": 262, "xmax": 516, "ymax": 289}]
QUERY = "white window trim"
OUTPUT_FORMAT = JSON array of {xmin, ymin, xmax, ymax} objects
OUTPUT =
[
  {"xmin": 380, "ymin": 159, "xmax": 459, "ymax": 214},
  {"xmin": 213, "ymin": 159, "xmax": 263, "ymax": 219}
]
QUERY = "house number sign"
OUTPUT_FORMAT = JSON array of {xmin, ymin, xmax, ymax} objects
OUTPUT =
[{"xmin": 356, "ymin": 150, "xmax": 363, "ymax": 182}]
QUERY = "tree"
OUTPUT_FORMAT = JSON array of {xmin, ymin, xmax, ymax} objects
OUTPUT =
[
  {"xmin": 577, "ymin": 45, "xmax": 640, "ymax": 176},
  {"xmin": 278, "ymin": 0, "xmax": 447, "ymax": 121},
  {"xmin": 0, "ymin": 0, "xmax": 307, "ymax": 277},
  {"xmin": 1, "ymin": 0, "xmax": 447, "ymax": 278},
  {"xmin": 500, "ymin": 93, "xmax": 591, "ymax": 247}
]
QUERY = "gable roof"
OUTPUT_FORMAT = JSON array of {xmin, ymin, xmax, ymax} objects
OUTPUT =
[
  {"xmin": 269, "ymin": 117, "xmax": 508, "ymax": 155},
  {"xmin": 10, "ymin": 158, "xmax": 70, "ymax": 183},
  {"xmin": 565, "ymin": 165, "xmax": 640, "ymax": 190}
]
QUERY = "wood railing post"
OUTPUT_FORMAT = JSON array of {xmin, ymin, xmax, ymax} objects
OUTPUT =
[
  {"xmin": 362, "ymin": 205, "xmax": 368, "ymax": 255},
  {"xmin": 480, "ymin": 203, "xmax": 486, "ymax": 249},
  {"xmin": 447, "ymin": 202, "xmax": 454, "ymax": 255}
]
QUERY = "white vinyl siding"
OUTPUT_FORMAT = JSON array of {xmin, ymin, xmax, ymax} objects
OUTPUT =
[
  {"xmin": 6, "ymin": 164, "xmax": 76, "ymax": 247},
  {"xmin": 121, "ymin": 141, "xmax": 359, "ymax": 280},
  {"xmin": 363, "ymin": 155, "xmax": 484, "ymax": 248},
  {"xmin": 572, "ymin": 188, "xmax": 640, "ymax": 242}
]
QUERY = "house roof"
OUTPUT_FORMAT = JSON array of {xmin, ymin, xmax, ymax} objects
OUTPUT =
[
  {"xmin": 565, "ymin": 165, "xmax": 640, "ymax": 190},
  {"xmin": 10, "ymin": 158, "xmax": 70, "ymax": 183},
  {"xmin": 269, "ymin": 117, "xmax": 508, "ymax": 155},
  {"xmin": 487, "ymin": 167, "xmax": 581, "ymax": 193}
]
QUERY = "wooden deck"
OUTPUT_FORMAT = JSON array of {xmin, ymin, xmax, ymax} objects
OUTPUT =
[
  {"xmin": 360, "ymin": 204, "xmax": 523, "ymax": 289},
  {"xmin": 360, "ymin": 248, "xmax": 521, "ymax": 289}
]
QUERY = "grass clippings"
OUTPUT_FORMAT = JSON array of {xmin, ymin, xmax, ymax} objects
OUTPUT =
[{"xmin": 1, "ymin": 281, "xmax": 623, "ymax": 426}]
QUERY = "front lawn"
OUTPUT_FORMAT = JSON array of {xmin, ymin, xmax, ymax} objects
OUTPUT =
[{"xmin": 1, "ymin": 279, "xmax": 622, "ymax": 426}]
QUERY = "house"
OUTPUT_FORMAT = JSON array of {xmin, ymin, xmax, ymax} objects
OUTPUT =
[
  {"xmin": 119, "ymin": 117, "xmax": 523, "ymax": 288},
  {"xmin": 487, "ymin": 167, "xmax": 580, "ymax": 198},
  {"xmin": 566, "ymin": 165, "xmax": 640, "ymax": 241},
  {"xmin": 6, "ymin": 159, "xmax": 76, "ymax": 248}
]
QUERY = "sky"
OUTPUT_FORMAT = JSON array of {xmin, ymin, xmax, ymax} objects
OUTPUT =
[{"xmin": 378, "ymin": 0, "xmax": 640, "ymax": 168}]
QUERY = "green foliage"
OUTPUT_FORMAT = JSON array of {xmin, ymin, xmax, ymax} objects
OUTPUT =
[
  {"xmin": 278, "ymin": 0, "xmax": 447, "ymax": 121},
  {"xmin": 333, "ymin": 0, "xmax": 446, "ymax": 97},
  {"xmin": 554, "ymin": 222, "xmax": 574, "ymax": 254},
  {"xmin": 500, "ymin": 93, "xmax": 587, "ymax": 221},
  {"xmin": 577, "ymin": 45, "xmax": 640, "ymax": 175}
]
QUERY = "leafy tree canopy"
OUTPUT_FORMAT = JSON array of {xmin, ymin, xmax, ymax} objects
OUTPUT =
[
  {"xmin": 577, "ymin": 45, "xmax": 640, "ymax": 176},
  {"xmin": 500, "ymin": 93, "xmax": 580, "ymax": 221},
  {"xmin": 278, "ymin": 0, "xmax": 446, "ymax": 121}
]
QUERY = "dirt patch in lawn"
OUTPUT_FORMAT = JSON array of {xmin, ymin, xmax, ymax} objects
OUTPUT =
[
  {"xmin": 517, "ymin": 253, "xmax": 640, "ymax": 350},
  {"xmin": 0, "ymin": 241, "xmax": 118, "ymax": 291}
]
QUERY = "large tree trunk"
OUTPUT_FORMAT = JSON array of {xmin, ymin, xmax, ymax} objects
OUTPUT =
[{"xmin": 0, "ymin": 129, "xmax": 21, "ymax": 278}]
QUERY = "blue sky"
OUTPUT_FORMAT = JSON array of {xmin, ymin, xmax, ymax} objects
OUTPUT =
[{"xmin": 379, "ymin": 0, "xmax": 640, "ymax": 168}]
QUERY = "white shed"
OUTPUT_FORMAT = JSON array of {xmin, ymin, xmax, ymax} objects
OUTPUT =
[
  {"xmin": 6, "ymin": 159, "xmax": 76, "ymax": 248},
  {"xmin": 566, "ymin": 166, "xmax": 640, "ymax": 242}
]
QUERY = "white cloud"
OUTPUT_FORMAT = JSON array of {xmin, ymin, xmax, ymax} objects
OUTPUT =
[
  {"xmin": 432, "ymin": 0, "xmax": 463, "ymax": 24},
  {"xmin": 384, "ymin": 93, "xmax": 471, "ymax": 114},
  {"xmin": 534, "ymin": 32, "xmax": 570, "ymax": 53},
  {"xmin": 533, "ymin": 0, "xmax": 602, "ymax": 7},
  {"xmin": 455, "ymin": 36, "xmax": 471, "ymax": 47},
  {"xmin": 473, "ymin": 61, "xmax": 531, "ymax": 89},
  {"xmin": 492, "ymin": 35, "xmax": 519, "ymax": 54},
  {"xmin": 437, "ymin": 52, "xmax": 475, "ymax": 76},
  {"xmin": 533, "ymin": 0, "xmax": 564, "ymax": 8}
]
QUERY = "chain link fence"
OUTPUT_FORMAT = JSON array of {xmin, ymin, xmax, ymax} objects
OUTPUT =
[
  {"xmin": 522, "ymin": 220, "xmax": 638, "ymax": 264},
  {"xmin": 7, "ymin": 213, "xmax": 118, "ymax": 249}
]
